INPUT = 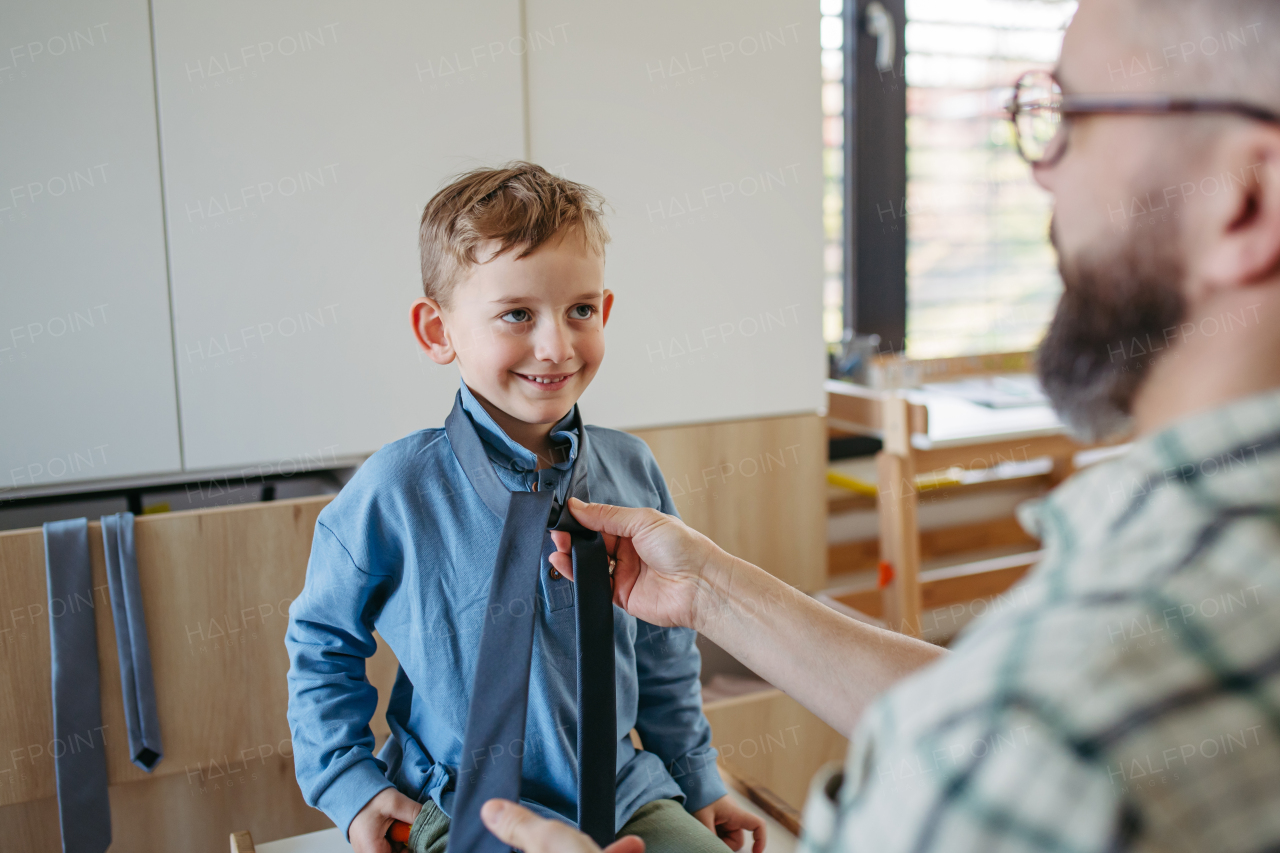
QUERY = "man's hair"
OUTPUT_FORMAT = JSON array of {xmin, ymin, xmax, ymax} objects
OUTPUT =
[
  {"xmin": 1128, "ymin": 0, "xmax": 1280, "ymax": 108},
  {"xmin": 418, "ymin": 162, "xmax": 610, "ymax": 304}
]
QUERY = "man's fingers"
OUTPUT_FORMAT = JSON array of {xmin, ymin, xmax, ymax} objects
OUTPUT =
[
  {"xmin": 610, "ymin": 537, "xmax": 649, "ymax": 611},
  {"xmin": 604, "ymin": 837, "xmax": 646, "ymax": 853},
  {"xmin": 481, "ymin": 799, "xmax": 595, "ymax": 853},
  {"xmin": 549, "ymin": 550, "xmax": 574, "ymax": 580},
  {"xmin": 550, "ymin": 529, "xmax": 572, "ymax": 554},
  {"xmin": 602, "ymin": 530, "xmax": 619, "ymax": 556},
  {"xmin": 480, "ymin": 800, "xmax": 550, "ymax": 849}
]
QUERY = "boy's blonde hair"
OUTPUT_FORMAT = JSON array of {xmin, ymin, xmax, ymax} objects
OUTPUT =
[{"xmin": 419, "ymin": 162, "xmax": 610, "ymax": 304}]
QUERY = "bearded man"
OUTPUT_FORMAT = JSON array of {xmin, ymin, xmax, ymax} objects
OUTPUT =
[{"xmin": 475, "ymin": 1, "xmax": 1280, "ymax": 850}]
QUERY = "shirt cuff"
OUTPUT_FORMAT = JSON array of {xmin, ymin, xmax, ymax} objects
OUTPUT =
[
  {"xmin": 669, "ymin": 747, "xmax": 728, "ymax": 814},
  {"xmin": 316, "ymin": 758, "xmax": 395, "ymax": 840}
]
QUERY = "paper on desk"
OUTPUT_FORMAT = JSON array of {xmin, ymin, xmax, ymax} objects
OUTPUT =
[
  {"xmin": 921, "ymin": 375, "xmax": 1048, "ymax": 409},
  {"xmin": 907, "ymin": 386, "xmax": 1064, "ymax": 448}
]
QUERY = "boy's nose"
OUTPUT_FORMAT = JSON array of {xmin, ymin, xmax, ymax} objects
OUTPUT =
[{"xmin": 533, "ymin": 319, "xmax": 574, "ymax": 364}]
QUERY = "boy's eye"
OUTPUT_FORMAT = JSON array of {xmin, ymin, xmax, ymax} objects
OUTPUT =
[
  {"xmin": 570, "ymin": 304, "xmax": 596, "ymax": 320},
  {"xmin": 500, "ymin": 309, "xmax": 531, "ymax": 324}
]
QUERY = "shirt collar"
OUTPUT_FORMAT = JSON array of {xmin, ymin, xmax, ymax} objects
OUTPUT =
[
  {"xmin": 458, "ymin": 380, "xmax": 579, "ymax": 474},
  {"xmin": 1021, "ymin": 386, "xmax": 1280, "ymax": 539}
]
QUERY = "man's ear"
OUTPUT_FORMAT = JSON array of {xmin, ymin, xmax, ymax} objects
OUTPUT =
[
  {"xmin": 601, "ymin": 289, "xmax": 614, "ymax": 327},
  {"xmin": 1197, "ymin": 131, "xmax": 1280, "ymax": 295},
  {"xmin": 411, "ymin": 297, "xmax": 456, "ymax": 365}
]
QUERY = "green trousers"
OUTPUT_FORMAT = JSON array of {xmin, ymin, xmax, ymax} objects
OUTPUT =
[{"xmin": 407, "ymin": 797, "xmax": 725, "ymax": 853}]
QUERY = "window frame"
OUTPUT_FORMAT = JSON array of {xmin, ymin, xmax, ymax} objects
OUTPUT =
[{"xmin": 843, "ymin": 0, "xmax": 908, "ymax": 353}]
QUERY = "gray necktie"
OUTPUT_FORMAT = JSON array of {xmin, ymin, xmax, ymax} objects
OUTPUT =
[
  {"xmin": 444, "ymin": 393, "xmax": 617, "ymax": 853},
  {"xmin": 43, "ymin": 518, "xmax": 112, "ymax": 853},
  {"xmin": 101, "ymin": 512, "xmax": 163, "ymax": 770}
]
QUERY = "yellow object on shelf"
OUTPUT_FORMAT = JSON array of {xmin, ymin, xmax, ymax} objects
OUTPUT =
[
  {"xmin": 826, "ymin": 469, "xmax": 962, "ymax": 496},
  {"xmin": 826, "ymin": 470, "xmax": 878, "ymax": 496},
  {"xmin": 914, "ymin": 471, "xmax": 964, "ymax": 491}
]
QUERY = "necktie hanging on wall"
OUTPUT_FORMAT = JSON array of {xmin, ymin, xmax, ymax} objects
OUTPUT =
[
  {"xmin": 42, "ymin": 512, "xmax": 164, "ymax": 853},
  {"xmin": 43, "ymin": 518, "xmax": 112, "ymax": 853},
  {"xmin": 101, "ymin": 512, "xmax": 164, "ymax": 770},
  {"xmin": 444, "ymin": 392, "xmax": 617, "ymax": 853}
]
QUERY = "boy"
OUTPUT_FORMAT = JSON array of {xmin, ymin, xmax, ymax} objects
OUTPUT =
[{"xmin": 285, "ymin": 163, "xmax": 765, "ymax": 853}]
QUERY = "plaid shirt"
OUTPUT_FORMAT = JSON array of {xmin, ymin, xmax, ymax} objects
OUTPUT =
[{"xmin": 802, "ymin": 388, "xmax": 1280, "ymax": 852}]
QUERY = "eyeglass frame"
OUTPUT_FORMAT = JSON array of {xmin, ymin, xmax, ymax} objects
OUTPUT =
[{"xmin": 1006, "ymin": 69, "xmax": 1280, "ymax": 167}]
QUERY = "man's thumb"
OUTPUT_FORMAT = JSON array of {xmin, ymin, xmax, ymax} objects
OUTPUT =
[
  {"xmin": 567, "ymin": 498, "xmax": 648, "ymax": 538},
  {"xmin": 480, "ymin": 799, "xmax": 534, "ymax": 847}
]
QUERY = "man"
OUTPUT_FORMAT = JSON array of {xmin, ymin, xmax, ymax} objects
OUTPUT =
[{"xmin": 480, "ymin": 0, "xmax": 1280, "ymax": 848}]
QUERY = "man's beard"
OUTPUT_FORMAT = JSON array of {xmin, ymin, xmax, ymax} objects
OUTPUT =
[{"xmin": 1037, "ymin": 215, "xmax": 1188, "ymax": 442}]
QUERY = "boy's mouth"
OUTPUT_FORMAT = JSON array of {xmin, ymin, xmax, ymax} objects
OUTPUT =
[{"xmin": 514, "ymin": 370, "xmax": 576, "ymax": 391}]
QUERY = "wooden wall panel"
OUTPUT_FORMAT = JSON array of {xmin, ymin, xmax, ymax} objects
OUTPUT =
[
  {"xmin": 0, "ymin": 495, "xmax": 405, "ymax": 852},
  {"xmin": 632, "ymin": 414, "xmax": 827, "ymax": 592},
  {"xmin": 0, "ymin": 755, "xmax": 330, "ymax": 853},
  {"xmin": 0, "ymin": 412, "xmax": 820, "ymax": 850},
  {"xmin": 703, "ymin": 689, "xmax": 847, "ymax": 811}
]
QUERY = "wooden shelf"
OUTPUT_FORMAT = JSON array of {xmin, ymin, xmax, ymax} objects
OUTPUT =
[{"xmin": 829, "ymin": 551, "xmax": 1042, "ymax": 620}]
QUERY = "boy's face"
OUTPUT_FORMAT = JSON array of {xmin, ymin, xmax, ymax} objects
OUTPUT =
[{"xmin": 413, "ymin": 230, "xmax": 612, "ymax": 433}]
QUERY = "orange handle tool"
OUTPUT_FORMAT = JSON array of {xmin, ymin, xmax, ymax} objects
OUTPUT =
[{"xmin": 388, "ymin": 819, "xmax": 412, "ymax": 843}]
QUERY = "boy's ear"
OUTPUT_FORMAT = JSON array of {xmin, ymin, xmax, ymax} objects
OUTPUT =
[
  {"xmin": 601, "ymin": 289, "xmax": 614, "ymax": 327},
  {"xmin": 411, "ymin": 297, "xmax": 456, "ymax": 365}
]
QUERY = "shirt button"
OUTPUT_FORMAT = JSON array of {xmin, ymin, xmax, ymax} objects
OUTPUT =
[{"xmin": 549, "ymin": 568, "xmax": 562, "ymax": 581}]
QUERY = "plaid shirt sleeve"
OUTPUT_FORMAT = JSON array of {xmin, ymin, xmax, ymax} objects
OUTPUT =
[{"xmin": 801, "ymin": 389, "xmax": 1280, "ymax": 853}]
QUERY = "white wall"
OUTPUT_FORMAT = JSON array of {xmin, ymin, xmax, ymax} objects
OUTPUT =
[
  {"xmin": 527, "ymin": 0, "xmax": 826, "ymax": 429},
  {"xmin": 151, "ymin": 0, "xmax": 526, "ymax": 471},
  {"xmin": 0, "ymin": 1, "xmax": 181, "ymax": 492},
  {"xmin": 1, "ymin": 0, "xmax": 825, "ymax": 496}
]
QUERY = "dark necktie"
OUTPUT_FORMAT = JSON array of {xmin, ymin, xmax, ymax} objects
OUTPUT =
[
  {"xmin": 43, "ymin": 518, "xmax": 112, "ymax": 853},
  {"xmin": 444, "ymin": 392, "xmax": 616, "ymax": 852},
  {"xmin": 101, "ymin": 512, "xmax": 164, "ymax": 771}
]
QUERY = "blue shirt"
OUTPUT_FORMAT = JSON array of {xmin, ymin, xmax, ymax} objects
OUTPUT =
[{"xmin": 285, "ymin": 382, "xmax": 725, "ymax": 835}]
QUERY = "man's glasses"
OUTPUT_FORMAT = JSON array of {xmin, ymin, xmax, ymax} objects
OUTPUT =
[{"xmin": 1007, "ymin": 69, "xmax": 1280, "ymax": 166}]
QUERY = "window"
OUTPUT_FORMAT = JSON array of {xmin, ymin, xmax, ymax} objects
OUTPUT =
[
  {"xmin": 903, "ymin": 0, "xmax": 1077, "ymax": 358},
  {"xmin": 827, "ymin": 0, "xmax": 1077, "ymax": 358},
  {"xmin": 821, "ymin": 0, "xmax": 847, "ymax": 344}
]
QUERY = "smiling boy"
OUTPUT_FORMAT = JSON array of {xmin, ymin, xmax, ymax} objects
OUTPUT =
[{"xmin": 285, "ymin": 163, "xmax": 764, "ymax": 853}]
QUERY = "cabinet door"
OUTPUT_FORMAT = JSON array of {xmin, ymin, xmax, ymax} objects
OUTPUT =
[
  {"xmin": 526, "ymin": 0, "xmax": 825, "ymax": 430},
  {"xmin": 152, "ymin": 1, "xmax": 525, "ymax": 470},
  {"xmin": 0, "ymin": 1, "xmax": 181, "ymax": 494}
]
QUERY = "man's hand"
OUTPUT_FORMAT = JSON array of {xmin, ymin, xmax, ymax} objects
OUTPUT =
[
  {"xmin": 548, "ymin": 498, "xmax": 729, "ymax": 631},
  {"xmin": 349, "ymin": 788, "xmax": 421, "ymax": 853},
  {"xmin": 692, "ymin": 795, "xmax": 767, "ymax": 853},
  {"xmin": 480, "ymin": 799, "xmax": 645, "ymax": 853}
]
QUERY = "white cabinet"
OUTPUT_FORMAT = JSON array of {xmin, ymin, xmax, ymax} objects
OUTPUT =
[
  {"xmin": 525, "ymin": 0, "xmax": 826, "ymax": 430},
  {"xmin": 151, "ymin": 1, "xmax": 525, "ymax": 470},
  {"xmin": 3, "ymin": 0, "xmax": 824, "ymax": 494},
  {"xmin": 0, "ymin": 1, "xmax": 181, "ymax": 492}
]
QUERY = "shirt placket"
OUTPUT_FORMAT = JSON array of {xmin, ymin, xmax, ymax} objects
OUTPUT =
[{"xmin": 531, "ymin": 467, "xmax": 573, "ymax": 596}]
